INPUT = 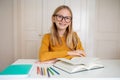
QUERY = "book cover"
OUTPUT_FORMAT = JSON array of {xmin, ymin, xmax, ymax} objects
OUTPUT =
[
  {"xmin": 0, "ymin": 64, "xmax": 32, "ymax": 76},
  {"xmin": 54, "ymin": 57, "xmax": 104, "ymax": 73}
]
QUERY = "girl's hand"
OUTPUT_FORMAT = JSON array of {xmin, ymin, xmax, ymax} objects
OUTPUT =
[{"xmin": 67, "ymin": 50, "xmax": 86, "ymax": 57}]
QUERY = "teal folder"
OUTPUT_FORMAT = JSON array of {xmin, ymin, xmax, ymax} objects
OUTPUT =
[{"xmin": 0, "ymin": 64, "xmax": 32, "ymax": 75}]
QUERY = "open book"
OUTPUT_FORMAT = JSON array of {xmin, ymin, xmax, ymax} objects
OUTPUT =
[{"xmin": 54, "ymin": 57, "xmax": 104, "ymax": 73}]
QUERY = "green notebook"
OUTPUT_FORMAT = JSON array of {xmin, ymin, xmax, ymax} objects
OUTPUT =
[{"xmin": 0, "ymin": 64, "xmax": 32, "ymax": 75}]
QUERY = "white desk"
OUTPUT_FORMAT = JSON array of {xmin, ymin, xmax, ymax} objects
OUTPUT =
[{"xmin": 0, "ymin": 59, "xmax": 120, "ymax": 80}]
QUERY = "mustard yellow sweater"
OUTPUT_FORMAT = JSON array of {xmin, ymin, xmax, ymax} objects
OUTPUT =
[{"xmin": 39, "ymin": 33, "xmax": 84, "ymax": 61}]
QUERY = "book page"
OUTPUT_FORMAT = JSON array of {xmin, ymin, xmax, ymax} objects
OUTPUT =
[
  {"xmin": 57, "ymin": 57, "xmax": 99, "ymax": 65},
  {"xmin": 71, "ymin": 57, "xmax": 99, "ymax": 64},
  {"xmin": 85, "ymin": 63, "xmax": 104, "ymax": 70},
  {"xmin": 54, "ymin": 61, "xmax": 87, "ymax": 73},
  {"xmin": 54, "ymin": 60, "xmax": 104, "ymax": 73},
  {"xmin": 57, "ymin": 58, "xmax": 75, "ymax": 64}
]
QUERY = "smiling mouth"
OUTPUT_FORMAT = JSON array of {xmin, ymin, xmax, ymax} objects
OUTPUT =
[{"xmin": 59, "ymin": 23, "xmax": 66, "ymax": 26}]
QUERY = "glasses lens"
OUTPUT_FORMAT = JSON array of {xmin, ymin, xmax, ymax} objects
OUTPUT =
[
  {"xmin": 55, "ymin": 15, "xmax": 71, "ymax": 23},
  {"xmin": 64, "ymin": 17, "xmax": 71, "ymax": 23},
  {"xmin": 56, "ymin": 15, "xmax": 63, "ymax": 21}
]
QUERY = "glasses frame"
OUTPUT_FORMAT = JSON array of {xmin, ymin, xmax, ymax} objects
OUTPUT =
[{"xmin": 54, "ymin": 14, "xmax": 72, "ymax": 23}]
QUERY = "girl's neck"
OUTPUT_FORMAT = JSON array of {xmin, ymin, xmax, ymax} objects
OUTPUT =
[{"xmin": 58, "ymin": 29, "xmax": 66, "ymax": 37}]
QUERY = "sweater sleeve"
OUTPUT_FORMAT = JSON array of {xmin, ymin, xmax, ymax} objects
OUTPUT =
[{"xmin": 39, "ymin": 34, "xmax": 68, "ymax": 62}]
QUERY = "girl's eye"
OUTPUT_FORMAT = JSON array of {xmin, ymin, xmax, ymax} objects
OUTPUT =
[
  {"xmin": 58, "ymin": 15, "xmax": 63, "ymax": 18},
  {"xmin": 65, "ymin": 17, "xmax": 69, "ymax": 19}
]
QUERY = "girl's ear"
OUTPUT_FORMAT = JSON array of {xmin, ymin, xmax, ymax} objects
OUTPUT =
[{"xmin": 52, "ymin": 16, "xmax": 55, "ymax": 22}]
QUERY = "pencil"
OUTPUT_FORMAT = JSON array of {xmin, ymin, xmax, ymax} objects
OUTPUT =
[
  {"xmin": 41, "ymin": 67, "xmax": 43, "ymax": 75},
  {"xmin": 48, "ymin": 67, "xmax": 54, "ymax": 75},
  {"xmin": 49, "ymin": 67, "xmax": 60, "ymax": 75},
  {"xmin": 37, "ymin": 66, "xmax": 40, "ymax": 74},
  {"xmin": 47, "ymin": 68, "xmax": 50, "ymax": 77},
  {"xmin": 43, "ymin": 67, "xmax": 46, "ymax": 75}
]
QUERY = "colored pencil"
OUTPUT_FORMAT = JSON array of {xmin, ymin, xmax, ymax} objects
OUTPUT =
[
  {"xmin": 48, "ymin": 67, "xmax": 54, "ymax": 75},
  {"xmin": 49, "ymin": 67, "xmax": 60, "ymax": 75},
  {"xmin": 43, "ymin": 67, "xmax": 46, "ymax": 75},
  {"xmin": 41, "ymin": 67, "xmax": 43, "ymax": 75},
  {"xmin": 37, "ymin": 66, "xmax": 40, "ymax": 74},
  {"xmin": 47, "ymin": 68, "xmax": 50, "ymax": 77}
]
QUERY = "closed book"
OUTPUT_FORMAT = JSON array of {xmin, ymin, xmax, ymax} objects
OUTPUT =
[{"xmin": 0, "ymin": 64, "xmax": 32, "ymax": 77}]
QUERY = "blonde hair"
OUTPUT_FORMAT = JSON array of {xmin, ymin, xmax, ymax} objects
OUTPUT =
[{"xmin": 50, "ymin": 5, "xmax": 78, "ymax": 50}]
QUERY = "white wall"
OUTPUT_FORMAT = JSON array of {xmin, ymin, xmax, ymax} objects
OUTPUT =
[
  {"xmin": 0, "ymin": 0, "xmax": 14, "ymax": 71},
  {"xmin": 93, "ymin": 0, "xmax": 120, "ymax": 59}
]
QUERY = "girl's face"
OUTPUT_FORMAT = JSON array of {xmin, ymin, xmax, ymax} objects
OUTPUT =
[{"xmin": 53, "ymin": 9, "xmax": 72, "ymax": 31}]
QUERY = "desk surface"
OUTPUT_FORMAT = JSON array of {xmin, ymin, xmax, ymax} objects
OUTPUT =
[{"xmin": 0, "ymin": 59, "xmax": 120, "ymax": 80}]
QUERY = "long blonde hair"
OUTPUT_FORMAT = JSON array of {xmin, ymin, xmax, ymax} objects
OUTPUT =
[{"xmin": 50, "ymin": 5, "xmax": 78, "ymax": 50}]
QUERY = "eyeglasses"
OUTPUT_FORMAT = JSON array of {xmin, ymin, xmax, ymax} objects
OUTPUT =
[{"xmin": 54, "ymin": 14, "xmax": 72, "ymax": 23}]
